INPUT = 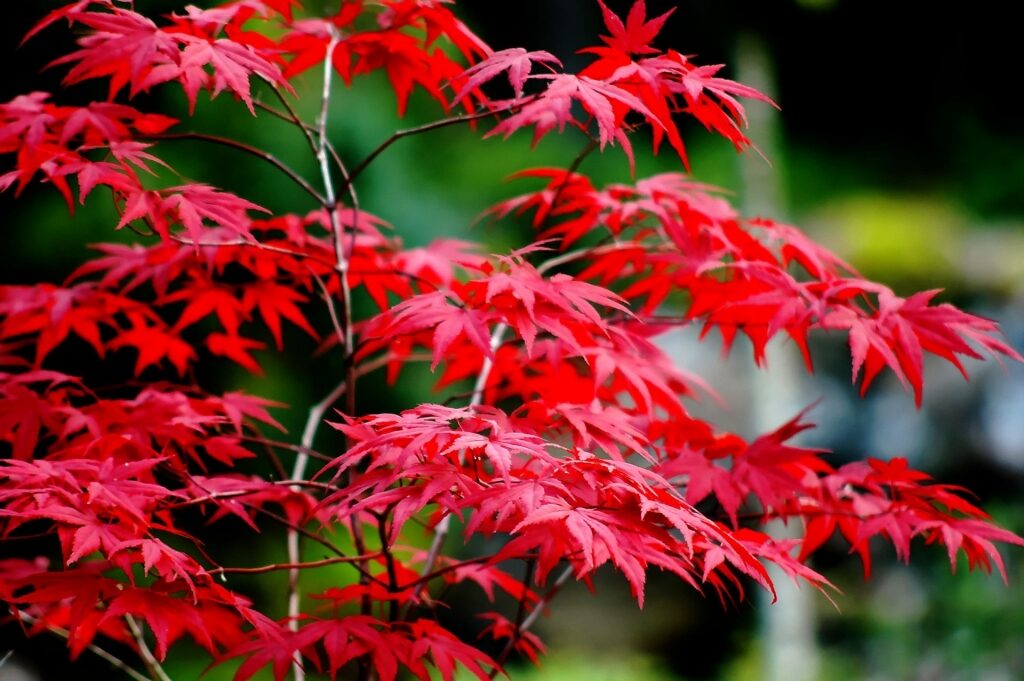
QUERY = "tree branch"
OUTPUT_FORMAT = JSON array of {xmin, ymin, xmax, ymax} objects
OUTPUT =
[
  {"xmin": 340, "ymin": 102, "xmax": 526, "ymax": 194},
  {"xmin": 376, "ymin": 514, "xmax": 401, "ymax": 621},
  {"xmin": 286, "ymin": 375, "xmax": 347, "ymax": 658},
  {"xmin": 255, "ymin": 504, "xmax": 386, "ymax": 588},
  {"xmin": 282, "ymin": 32, "xmax": 367, "ymax": 681}
]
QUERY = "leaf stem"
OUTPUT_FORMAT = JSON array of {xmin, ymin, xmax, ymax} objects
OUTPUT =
[
  {"xmin": 402, "ymin": 554, "xmax": 494, "ymax": 592},
  {"xmin": 267, "ymin": 86, "xmax": 321, "ymax": 157}
]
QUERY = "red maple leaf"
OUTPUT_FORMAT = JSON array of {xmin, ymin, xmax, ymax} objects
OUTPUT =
[
  {"xmin": 489, "ymin": 74, "xmax": 661, "ymax": 158},
  {"xmin": 206, "ymin": 332, "xmax": 265, "ymax": 374},
  {"xmin": 175, "ymin": 36, "xmax": 291, "ymax": 113},
  {"xmin": 596, "ymin": 0, "xmax": 675, "ymax": 55},
  {"xmin": 453, "ymin": 48, "xmax": 561, "ymax": 102},
  {"xmin": 107, "ymin": 315, "xmax": 197, "ymax": 375}
]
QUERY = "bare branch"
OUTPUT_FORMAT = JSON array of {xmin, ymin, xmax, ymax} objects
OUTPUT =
[
  {"xmin": 340, "ymin": 101, "xmax": 530, "ymax": 193},
  {"xmin": 212, "ymin": 554, "xmax": 383, "ymax": 576},
  {"xmin": 147, "ymin": 132, "xmax": 325, "ymax": 205}
]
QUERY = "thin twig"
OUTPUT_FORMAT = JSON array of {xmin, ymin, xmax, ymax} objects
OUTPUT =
[
  {"xmin": 125, "ymin": 615, "xmax": 172, "ymax": 681},
  {"xmin": 536, "ymin": 135, "xmax": 600, "ymax": 233},
  {"xmin": 147, "ymin": 132, "xmax": 325, "ymax": 204},
  {"xmin": 505, "ymin": 559, "xmax": 537, "ymax": 661},
  {"xmin": 536, "ymin": 241, "xmax": 649, "ymax": 276},
  {"xmin": 254, "ymin": 97, "xmax": 301, "ymax": 126},
  {"xmin": 169, "ymin": 234, "xmax": 445, "ymax": 292},
  {"xmin": 513, "ymin": 559, "xmax": 537, "ymax": 624},
  {"xmin": 168, "ymin": 234, "xmax": 340, "ymax": 271},
  {"xmin": 413, "ymin": 509, "xmax": 450, "ymax": 593},
  {"xmin": 212, "ymin": 554, "xmax": 383, "ymax": 576},
  {"xmin": 401, "ymin": 554, "xmax": 494, "ymax": 592},
  {"xmin": 312, "ymin": 270, "xmax": 348, "ymax": 356},
  {"xmin": 233, "ymin": 435, "xmax": 336, "ymax": 463},
  {"xmin": 291, "ymin": 381, "xmax": 348, "ymax": 485},
  {"xmin": 268, "ymin": 88, "xmax": 321, "ymax": 155},
  {"xmin": 15, "ymin": 611, "xmax": 151, "ymax": 681},
  {"xmin": 340, "ymin": 102, "xmax": 526, "ymax": 193},
  {"xmin": 256, "ymin": 95, "xmax": 361, "ymax": 229},
  {"xmin": 168, "ymin": 478, "xmax": 339, "ymax": 509},
  {"xmin": 490, "ymin": 565, "xmax": 574, "ymax": 677},
  {"xmin": 260, "ymin": 506, "xmax": 382, "ymax": 580}
]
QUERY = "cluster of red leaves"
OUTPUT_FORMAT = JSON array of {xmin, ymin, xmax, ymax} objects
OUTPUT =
[
  {"xmin": 473, "ymin": 0, "xmax": 775, "ymax": 168},
  {"xmin": 490, "ymin": 169, "xmax": 1023, "ymax": 404},
  {"xmin": 1, "ymin": 1, "xmax": 1021, "ymax": 680},
  {"xmin": 0, "ymin": 378, "xmax": 300, "ymax": 661}
]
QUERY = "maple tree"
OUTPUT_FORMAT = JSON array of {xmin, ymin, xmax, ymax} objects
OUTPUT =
[{"xmin": 0, "ymin": 1, "xmax": 1021, "ymax": 679}]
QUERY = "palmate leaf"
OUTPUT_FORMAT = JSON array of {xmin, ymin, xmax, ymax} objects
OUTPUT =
[
  {"xmin": 574, "ymin": 0, "xmax": 775, "ymax": 165},
  {"xmin": 176, "ymin": 37, "xmax": 290, "ymax": 113},
  {"xmin": 363, "ymin": 256, "xmax": 632, "ymax": 371},
  {"xmin": 596, "ymin": 0, "xmax": 675, "ymax": 56},
  {"xmin": 366, "ymin": 290, "xmax": 494, "ymax": 370},
  {"xmin": 452, "ymin": 47, "xmax": 561, "ymax": 102},
  {"xmin": 106, "ymin": 318, "xmax": 196, "ymax": 375},
  {"xmin": 160, "ymin": 184, "xmax": 266, "ymax": 242},
  {"xmin": 813, "ymin": 283, "xmax": 1023, "ymax": 405},
  {"xmin": 50, "ymin": 8, "xmax": 180, "ymax": 98},
  {"xmin": 0, "ymin": 95, "xmax": 166, "ymax": 208},
  {"xmin": 789, "ymin": 457, "xmax": 1024, "ymax": 580},
  {"xmin": 488, "ymin": 73, "xmax": 662, "ymax": 159}
]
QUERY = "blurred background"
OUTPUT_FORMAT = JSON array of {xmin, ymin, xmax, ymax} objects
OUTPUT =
[{"xmin": 1, "ymin": 1, "xmax": 1022, "ymax": 679}]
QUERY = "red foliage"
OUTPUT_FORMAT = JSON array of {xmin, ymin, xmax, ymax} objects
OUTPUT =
[{"xmin": 1, "ymin": 1, "xmax": 1021, "ymax": 680}]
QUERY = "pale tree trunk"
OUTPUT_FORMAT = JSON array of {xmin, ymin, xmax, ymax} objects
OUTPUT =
[{"xmin": 736, "ymin": 31, "xmax": 823, "ymax": 681}]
